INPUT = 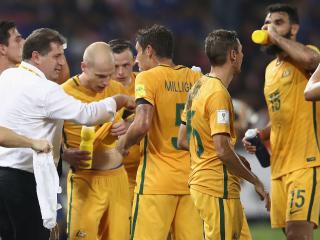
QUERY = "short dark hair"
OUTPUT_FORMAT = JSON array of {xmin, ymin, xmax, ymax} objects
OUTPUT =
[
  {"xmin": 205, "ymin": 29, "xmax": 239, "ymax": 66},
  {"xmin": 22, "ymin": 28, "xmax": 66, "ymax": 60},
  {"xmin": 267, "ymin": 3, "xmax": 299, "ymax": 24},
  {"xmin": 108, "ymin": 39, "xmax": 135, "ymax": 56},
  {"xmin": 0, "ymin": 20, "xmax": 16, "ymax": 46},
  {"xmin": 136, "ymin": 24, "xmax": 173, "ymax": 59}
]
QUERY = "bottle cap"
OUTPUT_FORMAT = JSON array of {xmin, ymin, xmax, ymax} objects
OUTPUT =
[
  {"xmin": 245, "ymin": 129, "xmax": 258, "ymax": 139},
  {"xmin": 251, "ymin": 30, "xmax": 269, "ymax": 45}
]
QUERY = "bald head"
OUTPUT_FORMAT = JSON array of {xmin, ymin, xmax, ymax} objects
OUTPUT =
[
  {"xmin": 83, "ymin": 42, "xmax": 114, "ymax": 67},
  {"xmin": 80, "ymin": 42, "xmax": 115, "ymax": 93}
]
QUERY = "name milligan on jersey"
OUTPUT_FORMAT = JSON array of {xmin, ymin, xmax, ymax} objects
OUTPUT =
[{"xmin": 165, "ymin": 80, "xmax": 192, "ymax": 92}]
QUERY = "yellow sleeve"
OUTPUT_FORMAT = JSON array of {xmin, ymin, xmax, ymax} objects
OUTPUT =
[
  {"xmin": 135, "ymin": 72, "xmax": 156, "ymax": 105},
  {"xmin": 207, "ymin": 91, "xmax": 232, "ymax": 136},
  {"xmin": 307, "ymin": 45, "xmax": 320, "ymax": 53}
]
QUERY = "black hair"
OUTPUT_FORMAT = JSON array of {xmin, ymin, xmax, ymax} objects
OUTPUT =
[
  {"xmin": 136, "ymin": 24, "xmax": 173, "ymax": 59},
  {"xmin": 22, "ymin": 28, "xmax": 66, "ymax": 60}
]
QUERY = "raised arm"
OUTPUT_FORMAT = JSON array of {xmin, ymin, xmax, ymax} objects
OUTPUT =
[
  {"xmin": 268, "ymin": 26, "xmax": 320, "ymax": 71},
  {"xmin": 305, "ymin": 63, "xmax": 320, "ymax": 101}
]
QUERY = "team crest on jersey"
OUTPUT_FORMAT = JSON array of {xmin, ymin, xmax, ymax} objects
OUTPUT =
[
  {"xmin": 217, "ymin": 110, "xmax": 229, "ymax": 124},
  {"xmin": 76, "ymin": 230, "xmax": 87, "ymax": 238},
  {"xmin": 282, "ymin": 69, "xmax": 291, "ymax": 78},
  {"xmin": 135, "ymin": 83, "xmax": 146, "ymax": 98}
]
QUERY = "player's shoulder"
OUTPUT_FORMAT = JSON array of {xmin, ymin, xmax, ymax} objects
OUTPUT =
[
  {"xmin": 109, "ymin": 79, "xmax": 124, "ymax": 88},
  {"xmin": 200, "ymin": 75, "xmax": 225, "ymax": 92},
  {"xmin": 106, "ymin": 79, "xmax": 126, "ymax": 94},
  {"xmin": 131, "ymin": 71, "xmax": 139, "ymax": 80},
  {"xmin": 62, "ymin": 75, "xmax": 79, "ymax": 91},
  {"xmin": 266, "ymin": 58, "xmax": 278, "ymax": 71},
  {"xmin": 135, "ymin": 68, "xmax": 158, "ymax": 87}
]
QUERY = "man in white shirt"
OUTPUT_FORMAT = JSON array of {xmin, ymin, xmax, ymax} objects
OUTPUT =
[{"xmin": 0, "ymin": 28, "xmax": 134, "ymax": 240}]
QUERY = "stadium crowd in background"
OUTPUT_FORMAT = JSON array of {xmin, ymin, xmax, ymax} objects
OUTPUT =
[{"xmin": 1, "ymin": 1, "xmax": 320, "ymax": 240}]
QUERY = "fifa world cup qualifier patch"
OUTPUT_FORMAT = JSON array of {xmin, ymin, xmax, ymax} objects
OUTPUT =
[
  {"xmin": 217, "ymin": 110, "xmax": 229, "ymax": 124},
  {"xmin": 135, "ymin": 84, "xmax": 146, "ymax": 98}
]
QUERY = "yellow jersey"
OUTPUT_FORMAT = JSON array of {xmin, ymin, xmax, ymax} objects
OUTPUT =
[
  {"xmin": 121, "ymin": 72, "xmax": 140, "ymax": 184},
  {"xmin": 265, "ymin": 56, "xmax": 320, "ymax": 179},
  {"xmin": 184, "ymin": 75, "xmax": 240, "ymax": 198},
  {"xmin": 63, "ymin": 75, "xmax": 126, "ymax": 151},
  {"xmin": 135, "ymin": 64, "xmax": 202, "ymax": 194}
]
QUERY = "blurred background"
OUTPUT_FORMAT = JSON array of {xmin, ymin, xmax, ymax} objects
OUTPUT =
[{"xmin": 1, "ymin": 0, "xmax": 320, "ymax": 239}]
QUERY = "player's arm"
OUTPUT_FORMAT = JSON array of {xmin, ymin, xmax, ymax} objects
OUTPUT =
[
  {"xmin": 0, "ymin": 126, "xmax": 51, "ymax": 152},
  {"xmin": 214, "ymin": 133, "xmax": 258, "ymax": 182},
  {"xmin": 117, "ymin": 100, "xmax": 154, "ymax": 154},
  {"xmin": 213, "ymin": 133, "xmax": 269, "ymax": 209},
  {"xmin": 177, "ymin": 123, "xmax": 188, "ymax": 150},
  {"xmin": 305, "ymin": 63, "xmax": 320, "ymax": 101},
  {"xmin": 177, "ymin": 102, "xmax": 189, "ymax": 150},
  {"xmin": 268, "ymin": 26, "xmax": 320, "ymax": 71}
]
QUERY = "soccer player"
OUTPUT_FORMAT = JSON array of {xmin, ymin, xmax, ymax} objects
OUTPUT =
[
  {"xmin": 0, "ymin": 126, "xmax": 51, "ymax": 152},
  {"xmin": 304, "ymin": 63, "xmax": 320, "ymax": 100},
  {"xmin": 109, "ymin": 39, "xmax": 140, "ymax": 202},
  {"xmin": 63, "ymin": 42, "xmax": 132, "ymax": 240},
  {"xmin": 178, "ymin": 29, "xmax": 269, "ymax": 240},
  {"xmin": 0, "ymin": 20, "xmax": 24, "ymax": 73},
  {"xmin": 0, "ymin": 28, "xmax": 133, "ymax": 240},
  {"xmin": 117, "ymin": 24, "xmax": 203, "ymax": 240},
  {"xmin": 243, "ymin": 4, "xmax": 320, "ymax": 240}
]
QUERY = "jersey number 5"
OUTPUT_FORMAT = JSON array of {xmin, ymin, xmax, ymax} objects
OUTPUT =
[
  {"xmin": 187, "ymin": 110, "xmax": 204, "ymax": 157},
  {"xmin": 171, "ymin": 103, "xmax": 185, "ymax": 149}
]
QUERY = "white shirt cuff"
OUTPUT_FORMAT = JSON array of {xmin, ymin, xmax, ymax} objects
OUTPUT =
[{"xmin": 104, "ymin": 97, "xmax": 117, "ymax": 116}]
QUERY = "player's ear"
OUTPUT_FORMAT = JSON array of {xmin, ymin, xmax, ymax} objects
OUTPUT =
[
  {"xmin": 290, "ymin": 24, "xmax": 299, "ymax": 38},
  {"xmin": 145, "ymin": 45, "xmax": 153, "ymax": 58},
  {"xmin": 230, "ymin": 49, "xmax": 237, "ymax": 63},
  {"xmin": 80, "ymin": 61, "xmax": 87, "ymax": 72},
  {"xmin": 31, "ymin": 51, "xmax": 41, "ymax": 65},
  {"xmin": 0, "ymin": 44, "xmax": 7, "ymax": 55}
]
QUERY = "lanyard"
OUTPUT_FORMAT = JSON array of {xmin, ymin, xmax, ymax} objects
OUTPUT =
[{"xmin": 19, "ymin": 64, "xmax": 42, "ymax": 78}]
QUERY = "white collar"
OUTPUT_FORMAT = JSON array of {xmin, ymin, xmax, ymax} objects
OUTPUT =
[{"xmin": 20, "ymin": 61, "xmax": 47, "ymax": 80}]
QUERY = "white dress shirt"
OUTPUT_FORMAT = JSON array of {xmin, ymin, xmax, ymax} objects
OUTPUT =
[{"xmin": 0, "ymin": 61, "xmax": 116, "ymax": 172}]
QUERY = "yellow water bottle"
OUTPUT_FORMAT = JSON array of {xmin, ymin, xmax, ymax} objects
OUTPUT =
[
  {"xmin": 79, "ymin": 126, "xmax": 95, "ymax": 169},
  {"xmin": 251, "ymin": 30, "xmax": 269, "ymax": 45}
]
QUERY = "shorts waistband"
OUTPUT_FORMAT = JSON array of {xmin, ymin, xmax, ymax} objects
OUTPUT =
[{"xmin": 70, "ymin": 164, "xmax": 125, "ymax": 176}]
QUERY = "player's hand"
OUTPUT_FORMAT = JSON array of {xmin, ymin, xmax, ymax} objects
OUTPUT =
[
  {"xmin": 242, "ymin": 137, "xmax": 256, "ymax": 154},
  {"xmin": 124, "ymin": 96, "xmax": 136, "ymax": 111},
  {"xmin": 49, "ymin": 224, "xmax": 59, "ymax": 240},
  {"xmin": 62, "ymin": 148, "xmax": 91, "ymax": 170},
  {"xmin": 113, "ymin": 94, "xmax": 136, "ymax": 111},
  {"xmin": 31, "ymin": 139, "xmax": 52, "ymax": 153},
  {"xmin": 266, "ymin": 24, "xmax": 280, "ymax": 45},
  {"xmin": 254, "ymin": 180, "xmax": 270, "ymax": 211},
  {"xmin": 116, "ymin": 136, "xmax": 129, "ymax": 157},
  {"xmin": 110, "ymin": 119, "xmax": 130, "ymax": 137}
]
